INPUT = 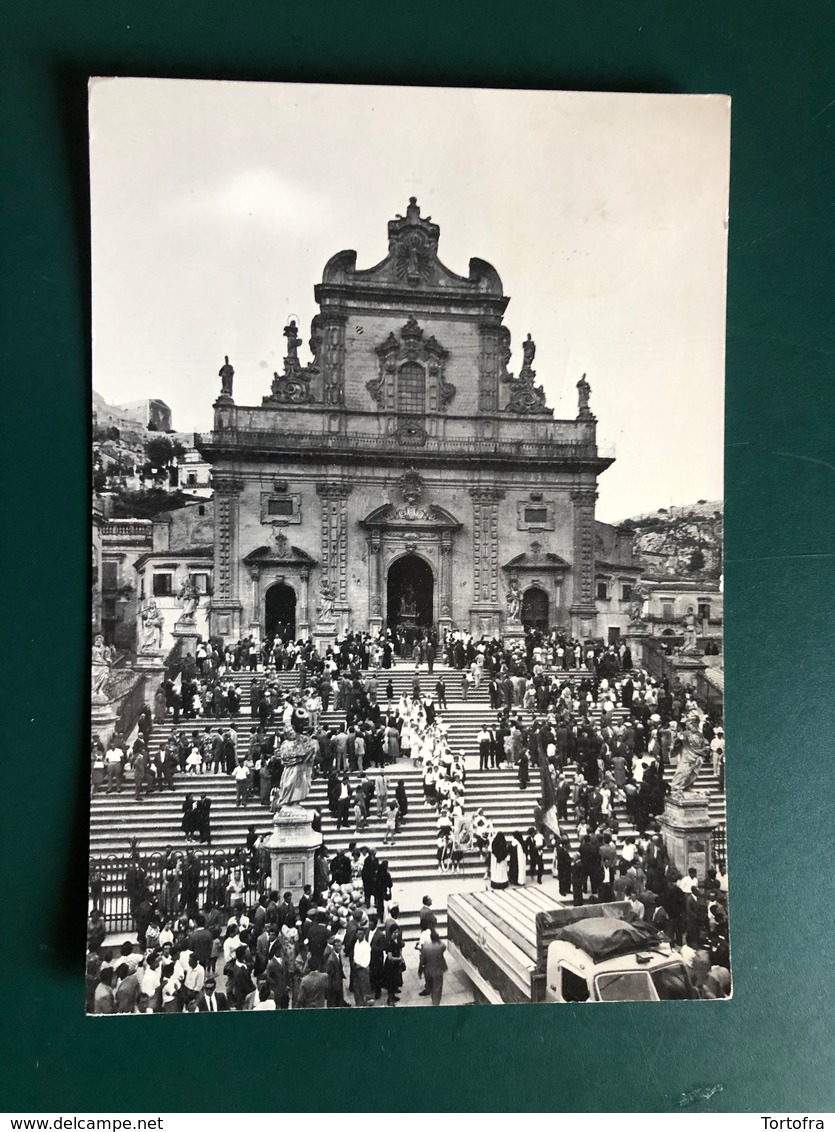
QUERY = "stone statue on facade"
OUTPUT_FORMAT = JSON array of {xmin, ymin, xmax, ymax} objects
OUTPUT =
[
  {"xmin": 627, "ymin": 581, "xmax": 649, "ymax": 625},
  {"xmin": 669, "ymin": 716, "xmax": 709, "ymax": 797},
  {"xmin": 177, "ymin": 576, "xmax": 200, "ymax": 623},
  {"xmin": 506, "ymin": 331, "xmax": 548, "ymax": 414},
  {"xmin": 316, "ymin": 577, "xmax": 336, "ymax": 623},
  {"xmin": 218, "ymin": 355, "xmax": 234, "ymax": 399},
  {"xmin": 506, "ymin": 580, "xmax": 522, "ymax": 624},
  {"xmin": 139, "ymin": 599, "xmax": 165, "ymax": 652},
  {"xmin": 521, "ymin": 333, "xmax": 536, "ymax": 370},
  {"xmin": 284, "ymin": 320, "xmax": 302, "ymax": 363},
  {"xmin": 577, "ymin": 373, "xmax": 593, "ymax": 419},
  {"xmin": 680, "ymin": 606, "xmax": 700, "ymax": 655},
  {"xmin": 274, "ymin": 718, "xmax": 319, "ymax": 811},
  {"xmin": 91, "ymin": 633, "xmax": 113, "ymax": 703}
]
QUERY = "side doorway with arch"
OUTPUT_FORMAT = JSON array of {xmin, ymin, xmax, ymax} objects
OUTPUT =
[{"xmin": 265, "ymin": 581, "xmax": 297, "ymax": 640}]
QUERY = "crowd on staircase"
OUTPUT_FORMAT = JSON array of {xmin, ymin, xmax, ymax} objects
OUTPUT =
[{"xmin": 87, "ymin": 624, "xmax": 727, "ymax": 1012}]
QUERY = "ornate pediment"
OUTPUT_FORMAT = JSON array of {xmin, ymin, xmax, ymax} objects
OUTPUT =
[
  {"xmin": 243, "ymin": 539, "xmax": 317, "ymax": 568},
  {"xmin": 503, "ymin": 547, "xmax": 570, "ymax": 571},
  {"xmin": 360, "ymin": 502, "xmax": 462, "ymax": 531},
  {"xmin": 319, "ymin": 198, "xmax": 504, "ymax": 297}
]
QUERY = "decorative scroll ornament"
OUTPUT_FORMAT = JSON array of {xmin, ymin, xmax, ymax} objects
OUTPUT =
[
  {"xmin": 264, "ymin": 320, "xmax": 317, "ymax": 405},
  {"xmin": 506, "ymin": 331, "xmax": 548, "ymax": 414}
]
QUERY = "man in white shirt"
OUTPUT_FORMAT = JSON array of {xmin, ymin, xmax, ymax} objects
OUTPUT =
[
  {"xmin": 352, "ymin": 929, "xmax": 372, "ymax": 1007},
  {"xmin": 183, "ymin": 953, "xmax": 205, "ymax": 1002}
]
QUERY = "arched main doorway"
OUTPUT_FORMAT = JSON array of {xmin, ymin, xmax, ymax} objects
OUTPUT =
[
  {"xmin": 521, "ymin": 586, "xmax": 549, "ymax": 632},
  {"xmin": 265, "ymin": 581, "xmax": 297, "ymax": 640},
  {"xmin": 386, "ymin": 555, "xmax": 434, "ymax": 638}
]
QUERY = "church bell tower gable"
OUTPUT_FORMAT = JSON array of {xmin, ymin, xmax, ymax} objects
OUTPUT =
[{"xmin": 314, "ymin": 198, "xmax": 508, "ymax": 417}]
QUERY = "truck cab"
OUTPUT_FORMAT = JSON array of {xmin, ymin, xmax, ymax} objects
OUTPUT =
[{"xmin": 546, "ymin": 938, "xmax": 696, "ymax": 1002}]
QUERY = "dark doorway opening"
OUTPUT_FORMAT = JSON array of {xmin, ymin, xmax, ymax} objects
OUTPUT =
[
  {"xmin": 386, "ymin": 555, "xmax": 434, "ymax": 639},
  {"xmin": 521, "ymin": 586, "xmax": 549, "ymax": 632},
  {"xmin": 265, "ymin": 581, "xmax": 297, "ymax": 640}
]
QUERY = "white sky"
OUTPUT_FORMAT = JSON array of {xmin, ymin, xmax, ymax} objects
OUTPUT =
[{"xmin": 90, "ymin": 79, "xmax": 729, "ymax": 523}]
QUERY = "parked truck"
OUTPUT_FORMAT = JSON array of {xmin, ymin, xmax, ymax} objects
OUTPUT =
[{"xmin": 447, "ymin": 888, "xmax": 698, "ymax": 1003}]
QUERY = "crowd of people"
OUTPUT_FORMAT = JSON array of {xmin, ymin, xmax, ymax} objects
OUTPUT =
[{"xmin": 88, "ymin": 624, "xmax": 727, "ymax": 1010}]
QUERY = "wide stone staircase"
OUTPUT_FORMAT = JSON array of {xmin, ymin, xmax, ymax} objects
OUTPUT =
[{"xmin": 90, "ymin": 663, "xmax": 726, "ymax": 940}]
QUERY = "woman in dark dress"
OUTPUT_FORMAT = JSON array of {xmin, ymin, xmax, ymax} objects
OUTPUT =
[
  {"xmin": 372, "ymin": 859, "xmax": 393, "ymax": 921},
  {"xmin": 394, "ymin": 780, "xmax": 408, "ymax": 823},
  {"xmin": 194, "ymin": 794, "xmax": 212, "ymax": 844},
  {"xmin": 382, "ymin": 945, "xmax": 404, "ymax": 1005},
  {"xmin": 181, "ymin": 794, "xmax": 196, "ymax": 841}
]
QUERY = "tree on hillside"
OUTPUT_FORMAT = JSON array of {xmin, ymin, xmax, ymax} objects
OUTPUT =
[
  {"xmin": 689, "ymin": 548, "xmax": 706, "ymax": 572},
  {"xmin": 144, "ymin": 436, "xmax": 185, "ymax": 475}
]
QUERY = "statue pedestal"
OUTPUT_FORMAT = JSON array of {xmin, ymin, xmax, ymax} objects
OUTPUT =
[
  {"xmin": 266, "ymin": 807, "xmax": 322, "ymax": 900},
  {"xmin": 90, "ymin": 699, "xmax": 119, "ymax": 746},
  {"xmin": 503, "ymin": 622, "xmax": 526, "ymax": 646},
  {"xmin": 311, "ymin": 622, "xmax": 337, "ymax": 655},
  {"xmin": 659, "ymin": 793, "xmax": 713, "ymax": 880},
  {"xmin": 625, "ymin": 627, "xmax": 651, "ymax": 667},
  {"xmin": 671, "ymin": 653, "xmax": 709, "ymax": 686},
  {"xmin": 172, "ymin": 620, "xmax": 201, "ymax": 663}
]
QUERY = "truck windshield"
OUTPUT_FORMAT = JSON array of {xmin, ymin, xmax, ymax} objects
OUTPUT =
[
  {"xmin": 594, "ymin": 971, "xmax": 655, "ymax": 1001},
  {"xmin": 650, "ymin": 964, "xmax": 694, "ymax": 1000}
]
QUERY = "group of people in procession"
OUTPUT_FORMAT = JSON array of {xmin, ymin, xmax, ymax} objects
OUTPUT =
[{"xmin": 87, "ymin": 623, "xmax": 727, "ymax": 1011}]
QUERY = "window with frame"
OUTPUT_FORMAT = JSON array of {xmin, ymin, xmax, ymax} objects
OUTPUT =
[
  {"xmin": 186, "ymin": 472, "xmax": 197, "ymax": 486},
  {"xmin": 698, "ymin": 601, "xmax": 711, "ymax": 621},
  {"xmin": 152, "ymin": 572, "xmax": 174, "ymax": 597},
  {"xmin": 397, "ymin": 361, "xmax": 426, "ymax": 415},
  {"xmin": 662, "ymin": 601, "xmax": 675, "ymax": 619},
  {"xmin": 190, "ymin": 572, "xmax": 210, "ymax": 595},
  {"xmin": 596, "ymin": 579, "xmax": 609, "ymax": 601},
  {"xmin": 561, "ymin": 967, "xmax": 590, "ymax": 1003},
  {"xmin": 102, "ymin": 561, "xmax": 118, "ymax": 590},
  {"xmin": 621, "ymin": 583, "xmax": 633, "ymax": 602}
]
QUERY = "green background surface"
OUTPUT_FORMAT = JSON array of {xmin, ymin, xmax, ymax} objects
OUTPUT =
[{"xmin": 2, "ymin": 0, "xmax": 834, "ymax": 1113}]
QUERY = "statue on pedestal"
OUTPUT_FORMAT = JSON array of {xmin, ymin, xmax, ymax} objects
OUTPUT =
[
  {"xmin": 177, "ymin": 576, "xmax": 200, "ymax": 623},
  {"xmin": 274, "ymin": 714, "xmax": 319, "ymax": 811},
  {"xmin": 628, "ymin": 581, "xmax": 649, "ymax": 626},
  {"xmin": 506, "ymin": 580, "xmax": 522, "ymax": 624},
  {"xmin": 680, "ymin": 606, "xmax": 700, "ymax": 655},
  {"xmin": 91, "ymin": 633, "xmax": 113, "ymax": 703},
  {"xmin": 316, "ymin": 577, "xmax": 336, "ymax": 623},
  {"xmin": 577, "ymin": 373, "xmax": 593, "ymax": 419},
  {"xmin": 400, "ymin": 583, "xmax": 417, "ymax": 619},
  {"xmin": 139, "ymin": 599, "xmax": 164, "ymax": 652},
  {"xmin": 218, "ymin": 355, "xmax": 234, "ymax": 399},
  {"xmin": 521, "ymin": 333, "xmax": 536, "ymax": 370},
  {"xmin": 669, "ymin": 716, "xmax": 709, "ymax": 797}
]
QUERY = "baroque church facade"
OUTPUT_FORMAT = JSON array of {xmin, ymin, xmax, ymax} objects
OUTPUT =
[{"xmin": 198, "ymin": 198, "xmax": 631, "ymax": 646}]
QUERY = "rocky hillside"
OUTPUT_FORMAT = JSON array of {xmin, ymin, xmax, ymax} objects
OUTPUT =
[{"xmin": 621, "ymin": 500, "xmax": 723, "ymax": 579}]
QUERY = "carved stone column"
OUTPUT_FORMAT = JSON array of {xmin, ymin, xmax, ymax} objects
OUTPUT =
[
  {"xmin": 248, "ymin": 564, "xmax": 262, "ymax": 636},
  {"xmin": 367, "ymin": 531, "xmax": 383, "ymax": 634},
  {"xmin": 468, "ymin": 486, "xmax": 505, "ymax": 635},
  {"xmin": 316, "ymin": 482, "xmax": 353, "ymax": 631},
  {"xmin": 299, "ymin": 568, "xmax": 311, "ymax": 636},
  {"xmin": 211, "ymin": 476, "xmax": 244, "ymax": 640},
  {"xmin": 438, "ymin": 531, "xmax": 453, "ymax": 635},
  {"xmin": 570, "ymin": 487, "xmax": 598, "ymax": 637}
]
